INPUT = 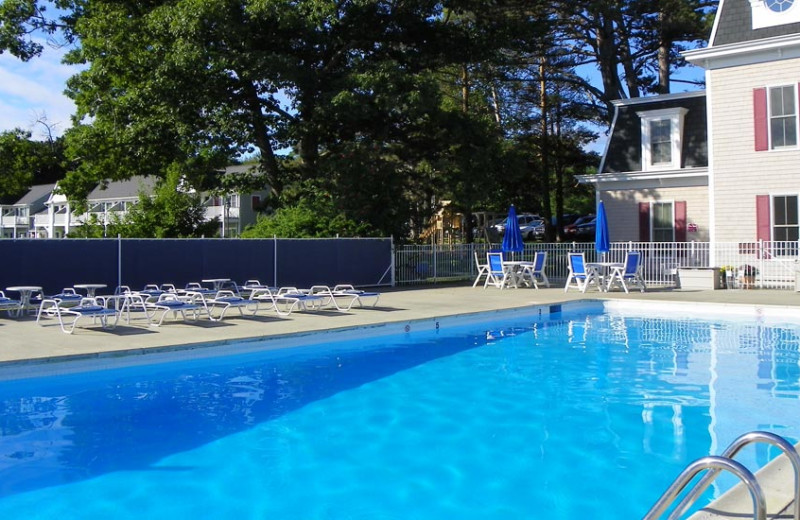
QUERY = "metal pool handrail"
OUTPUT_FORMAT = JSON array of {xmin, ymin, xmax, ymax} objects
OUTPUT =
[
  {"xmin": 667, "ymin": 431, "xmax": 800, "ymax": 520},
  {"xmin": 643, "ymin": 456, "xmax": 766, "ymax": 520}
]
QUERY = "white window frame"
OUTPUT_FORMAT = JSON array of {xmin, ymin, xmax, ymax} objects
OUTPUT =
[
  {"xmin": 638, "ymin": 108, "xmax": 688, "ymax": 172},
  {"xmin": 770, "ymin": 193, "xmax": 800, "ymax": 241},
  {"xmin": 767, "ymin": 84, "xmax": 799, "ymax": 150},
  {"xmin": 651, "ymin": 200, "xmax": 675, "ymax": 243}
]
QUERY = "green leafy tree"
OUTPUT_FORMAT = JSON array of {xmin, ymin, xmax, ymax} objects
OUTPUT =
[
  {"xmin": 115, "ymin": 170, "xmax": 219, "ymax": 238},
  {"xmin": 0, "ymin": 128, "xmax": 65, "ymax": 201},
  {"xmin": 241, "ymin": 182, "xmax": 374, "ymax": 238}
]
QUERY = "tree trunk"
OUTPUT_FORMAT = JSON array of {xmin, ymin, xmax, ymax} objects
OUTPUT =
[
  {"xmin": 595, "ymin": 9, "xmax": 626, "ymax": 116},
  {"xmin": 244, "ymin": 82, "xmax": 283, "ymax": 195},
  {"xmin": 539, "ymin": 60, "xmax": 554, "ymax": 242},
  {"xmin": 657, "ymin": 11, "xmax": 671, "ymax": 94},
  {"xmin": 461, "ymin": 64, "xmax": 470, "ymax": 113}
]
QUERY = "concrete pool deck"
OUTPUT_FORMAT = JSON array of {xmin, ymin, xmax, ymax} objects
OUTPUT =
[
  {"xmin": 2, "ymin": 284, "xmax": 799, "ymax": 519},
  {"xmin": 1, "ymin": 284, "xmax": 799, "ymax": 365}
]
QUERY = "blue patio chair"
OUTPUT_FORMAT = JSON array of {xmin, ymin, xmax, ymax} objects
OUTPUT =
[
  {"xmin": 564, "ymin": 252, "xmax": 601, "ymax": 293},
  {"xmin": 520, "ymin": 251, "xmax": 550, "ymax": 289},
  {"xmin": 606, "ymin": 251, "xmax": 646, "ymax": 293},
  {"xmin": 484, "ymin": 252, "xmax": 514, "ymax": 289}
]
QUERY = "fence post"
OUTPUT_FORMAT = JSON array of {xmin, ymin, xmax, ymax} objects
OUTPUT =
[
  {"xmin": 391, "ymin": 236, "xmax": 396, "ymax": 287},
  {"xmin": 273, "ymin": 235, "xmax": 278, "ymax": 287},
  {"xmin": 432, "ymin": 242, "xmax": 438, "ymax": 282},
  {"xmin": 117, "ymin": 234, "xmax": 122, "ymax": 291}
]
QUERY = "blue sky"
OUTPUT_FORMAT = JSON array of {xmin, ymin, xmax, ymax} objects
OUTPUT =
[{"xmin": 0, "ymin": 39, "xmax": 83, "ymax": 139}]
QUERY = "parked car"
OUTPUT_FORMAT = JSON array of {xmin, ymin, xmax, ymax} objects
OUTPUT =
[
  {"xmin": 493, "ymin": 213, "xmax": 543, "ymax": 239},
  {"xmin": 574, "ymin": 218, "xmax": 596, "ymax": 239},
  {"xmin": 521, "ymin": 218, "xmax": 545, "ymax": 240},
  {"xmin": 564, "ymin": 215, "xmax": 595, "ymax": 238}
]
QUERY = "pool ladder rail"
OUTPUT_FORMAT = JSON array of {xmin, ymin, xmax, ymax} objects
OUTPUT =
[{"xmin": 644, "ymin": 431, "xmax": 800, "ymax": 520}]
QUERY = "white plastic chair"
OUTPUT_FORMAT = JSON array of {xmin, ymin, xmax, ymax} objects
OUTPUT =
[
  {"xmin": 564, "ymin": 252, "xmax": 601, "ymax": 293},
  {"xmin": 472, "ymin": 251, "xmax": 490, "ymax": 287},
  {"xmin": 484, "ymin": 252, "xmax": 514, "ymax": 289},
  {"xmin": 520, "ymin": 251, "xmax": 550, "ymax": 288},
  {"xmin": 606, "ymin": 251, "xmax": 646, "ymax": 293}
]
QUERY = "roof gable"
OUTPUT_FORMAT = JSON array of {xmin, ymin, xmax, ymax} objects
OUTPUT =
[
  {"xmin": 13, "ymin": 184, "xmax": 56, "ymax": 207},
  {"xmin": 712, "ymin": 0, "xmax": 800, "ymax": 46},
  {"xmin": 87, "ymin": 176, "xmax": 157, "ymax": 201}
]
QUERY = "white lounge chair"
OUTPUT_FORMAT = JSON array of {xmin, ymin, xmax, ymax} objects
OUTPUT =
[
  {"xmin": 250, "ymin": 287, "xmax": 324, "ymax": 316},
  {"xmin": 564, "ymin": 252, "xmax": 601, "ymax": 293},
  {"xmin": 206, "ymin": 290, "xmax": 261, "ymax": 320},
  {"xmin": 331, "ymin": 285, "xmax": 380, "ymax": 308},
  {"xmin": 0, "ymin": 291, "xmax": 21, "ymax": 316},
  {"xmin": 305, "ymin": 285, "xmax": 380, "ymax": 311},
  {"xmin": 36, "ymin": 297, "xmax": 119, "ymax": 334},
  {"xmin": 146, "ymin": 293, "xmax": 204, "ymax": 326},
  {"xmin": 606, "ymin": 251, "xmax": 646, "ymax": 293}
]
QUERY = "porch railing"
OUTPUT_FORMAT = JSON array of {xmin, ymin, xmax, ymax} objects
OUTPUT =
[{"xmin": 395, "ymin": 241, "xmax": 800, "ymax": 290}]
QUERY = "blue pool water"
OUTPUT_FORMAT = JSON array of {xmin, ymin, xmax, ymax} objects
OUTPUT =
[{"xmin": 1, "ymin": 304, "xmax": 800, "ymax": 519}]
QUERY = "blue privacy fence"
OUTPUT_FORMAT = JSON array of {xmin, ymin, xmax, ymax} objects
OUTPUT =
[{"xmin": 0, "ymin": 238, "xmax": 394, "ymax": 295}]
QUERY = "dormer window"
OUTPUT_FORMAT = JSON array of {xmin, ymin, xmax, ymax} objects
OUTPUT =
[
  {"xmin": 750, "ymin": 0, "xmax": 800, "ymax": 29},
  {"xmin": 638, "ymin": 108, "xmax": 688, "ymax": 171}
]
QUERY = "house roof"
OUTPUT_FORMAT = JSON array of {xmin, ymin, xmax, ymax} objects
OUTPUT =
[
  {"xmin": 712, "ymin": 0, "xmax": 800, "ymax": 47},
  {"xmin": 13, "ymin": 183, "xmax": 56, "ymax": 207},
  {"xmin": 87, "ymin": 176, "xmax": 157, "ymax": 201},
  {"xmin": 224, "ymin": 164, "xmax": 260, "ymax": 175},
  {"xmin": 599, "ymin": 91, "xmax": 708, "ymax": 174}
]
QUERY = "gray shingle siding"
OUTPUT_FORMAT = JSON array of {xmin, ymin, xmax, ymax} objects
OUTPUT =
[
  {"xmin": 602, "ymin": 95, "xmax": 707, "ymax": 173},
  {"xmin": 713, "ymin": 0, "xmax": 800, "ymax": 46}
]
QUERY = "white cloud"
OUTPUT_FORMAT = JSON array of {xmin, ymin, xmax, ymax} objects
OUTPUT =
[{"xmin": 0, "ymin": 42, "xmax": 84, "ymax": 140}]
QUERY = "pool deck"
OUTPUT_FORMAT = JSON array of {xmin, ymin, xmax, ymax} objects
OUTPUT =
[
  {"xmin": 2, "ymin": 284, "xmax": 800, "ymax": 519},
  {"xmin": 1, "ymin": 284, "xmax": 799, "ymax": 365}
]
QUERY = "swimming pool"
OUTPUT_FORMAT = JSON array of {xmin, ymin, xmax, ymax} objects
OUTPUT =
[{"xmin": 0, "ymin": 301, "xmax": 798, "ymax": 519}]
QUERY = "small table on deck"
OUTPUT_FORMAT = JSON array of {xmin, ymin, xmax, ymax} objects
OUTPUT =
[
  {"xmin": 6, "ymin": 286, "xmax": 43, "ymax": 317},
  {"xmin": 74, "ymin": 284, "xmax": 108, "ymax": 298},
  {"xmin": 201, "ymin": 278, "xmax": 232, "ymax": 291},
  {"xmin": 586, "ymin": 262, "xmax": 624, "ymax": 292}
]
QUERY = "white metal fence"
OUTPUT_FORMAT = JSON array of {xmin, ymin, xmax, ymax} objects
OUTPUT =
[{"xmin": 395, "ymin": 241, "xmax": 800, "ymax": 290}]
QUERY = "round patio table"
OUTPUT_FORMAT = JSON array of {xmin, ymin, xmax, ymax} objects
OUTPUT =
[
  {"xmin": 74, "ymin": 284, "xmax": 108, "ymax": 297},
  {"xmin": 6, "ymin": 286, "xmax": 43, "ymax": 317}
]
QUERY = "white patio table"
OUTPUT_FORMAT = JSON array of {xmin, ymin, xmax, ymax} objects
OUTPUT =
[
  {"xmin": 586, "ymin": 262, "xmax": 624, "ymax": 292},
  {"xmin": 74, "ymin": 284, "xmax": 108, "ymax": 297},
  {"xmin": 6, "ymin": 285, "xmax": 43, "ymax": 317}
]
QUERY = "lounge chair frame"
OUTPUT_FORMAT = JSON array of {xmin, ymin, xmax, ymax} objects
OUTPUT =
[{"xmin": 36, "ymin": 297, "xmax": 120, "ymax": 334}]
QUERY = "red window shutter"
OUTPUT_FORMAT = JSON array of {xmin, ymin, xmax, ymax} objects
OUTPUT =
[
  {"xmin": 756, "ymin": 195, "xmax": 771, "ymax": 241},
  {"xmin": 754, "ymin": 88, "xmax": 768, "ymax": 151},
  {"xmin": 251, "ymin": 195, "xmax": 261, "ymax": 211},
  {"xmin": 638, "ymin": 202, "xmax": 650, "ymax": 242},
  {"xmin": 674, "ymin": 201, "xmax": 687, "ymax": 242}
]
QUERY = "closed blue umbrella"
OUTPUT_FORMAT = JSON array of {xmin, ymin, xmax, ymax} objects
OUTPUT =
[
  {"xmin": 501, "ymin": 205, "xmax": 524, "ymax": 256},
  {"xmin": 595, "ymin": 200, "xmax": 610, "ymax": 256}
]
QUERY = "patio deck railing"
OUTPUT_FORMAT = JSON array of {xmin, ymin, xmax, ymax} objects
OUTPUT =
[{"xmin": 395, "ymin": 241, "xmax": 800, "ymax": 290}]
